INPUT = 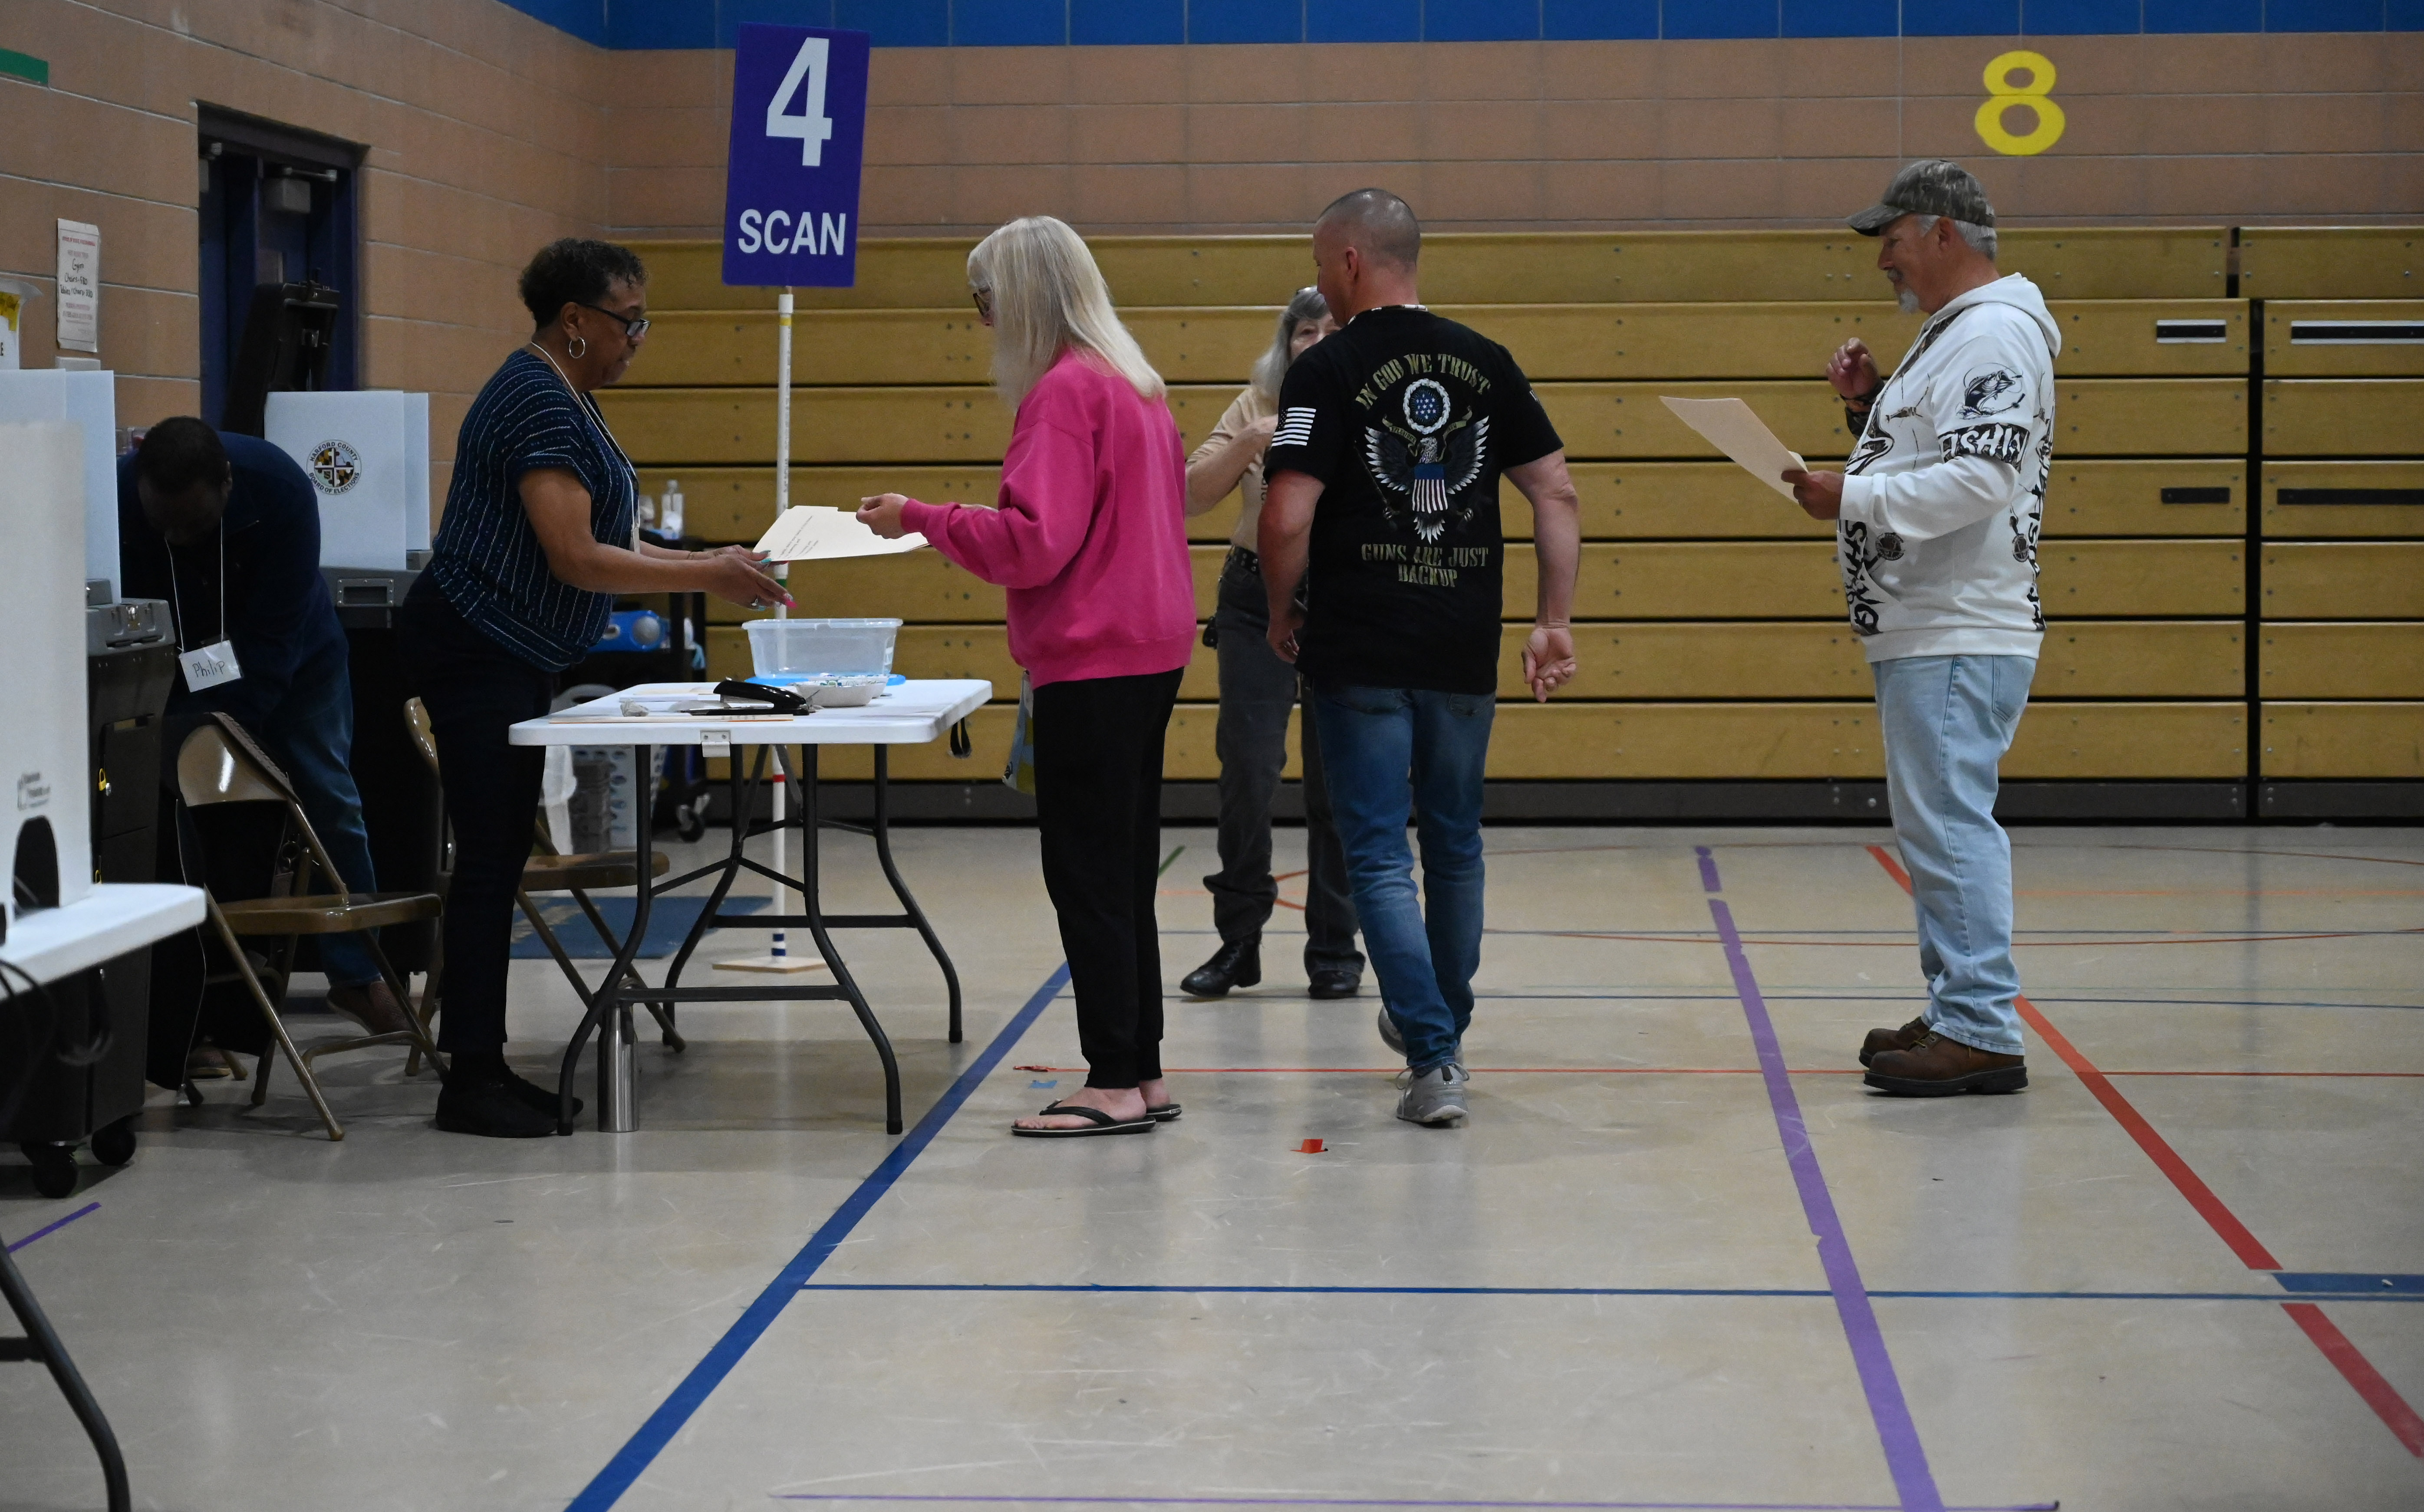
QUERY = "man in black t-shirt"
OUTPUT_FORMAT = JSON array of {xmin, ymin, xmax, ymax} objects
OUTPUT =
[{"xmin": 1261, "ymin": 189, "xmax": 1583, "ymax": 1127}]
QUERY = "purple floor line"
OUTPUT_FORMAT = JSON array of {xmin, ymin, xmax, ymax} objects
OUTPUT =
[
  {"xmin": 1696, "ymin": 846, "xmax": 1946, "ymax": 1512},
  {"xmin": 4, "ymin": 1201, "xmax": 98, "ymax": 1254}
]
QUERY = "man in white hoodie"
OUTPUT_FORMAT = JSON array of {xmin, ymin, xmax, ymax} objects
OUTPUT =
[{"xmin": 1782, "ymin": 160, "xmax": 2059, "ymax": 1097}]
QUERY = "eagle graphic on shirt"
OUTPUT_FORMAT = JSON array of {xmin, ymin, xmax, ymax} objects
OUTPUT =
[{"xmin": 1364, "ymin": 375, "xmax": 1489, "ymax": 544}]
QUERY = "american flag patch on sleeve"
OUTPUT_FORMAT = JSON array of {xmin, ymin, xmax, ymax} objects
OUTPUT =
[{"xmin": 1271, "ymin": 408, "xmax": 1317, "ymax": 448}]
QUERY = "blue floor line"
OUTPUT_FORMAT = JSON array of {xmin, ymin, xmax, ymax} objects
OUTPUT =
[
  {"xmin": 564, "ymin": 963, "xmax": 1072, "ymax": 1512},
  {"xmin": 2, "ymin": 1201, "xmax": 98, "ymax": 1254},
  {"xmin": 791, "ymin": 1282, "xmax": 2424, "ymax": 1304}
]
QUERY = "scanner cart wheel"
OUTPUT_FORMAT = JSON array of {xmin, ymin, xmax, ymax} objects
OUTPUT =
[
  {"xmin": 89, "ymin": 1118, "xmax": 137, "ymax": 1168},
  {"xmin": 18, "ymin": 1142, "xmax": 78, "ymax": 1200}
]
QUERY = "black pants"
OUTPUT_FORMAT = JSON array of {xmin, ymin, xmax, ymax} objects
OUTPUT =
[
  {"xmin": 1207, "ymin": 551, "xmax": 1362, "ymax": 974},
  {"xmin": 1032, "ymin": 667, "xmax": 1182, "ymax": 1090},
  {"xmin": 397, "ymin": 582, "xmax": 554, "ymax": 1055}
]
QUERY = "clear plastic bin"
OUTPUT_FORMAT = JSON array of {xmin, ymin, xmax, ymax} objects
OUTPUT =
[{"xmin": 744, "ymin": 617, "xmax": 902, "ymax": 678}]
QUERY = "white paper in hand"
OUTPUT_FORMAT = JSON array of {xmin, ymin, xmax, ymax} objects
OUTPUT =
[
  {"xmin": 754, "ymin": 506, "xmax": 926, "ymax": 562},
  {"xmin": 1659, "ymin": 397, "xmax": 1809, "ymax": 500}
]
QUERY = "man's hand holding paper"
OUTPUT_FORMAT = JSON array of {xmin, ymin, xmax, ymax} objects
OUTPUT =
[{"xmin": 1657, "ymin": 394, "xmax": 1843, "ymax": 521}]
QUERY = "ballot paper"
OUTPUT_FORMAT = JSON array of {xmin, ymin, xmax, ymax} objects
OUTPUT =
[
  {"xmin": 1659, "ymin": 397, "xmax": 1808, "ymax": 500},
  {"xmin": 754, "ymin": 506, "xmax": 926, "ymax": 562}
]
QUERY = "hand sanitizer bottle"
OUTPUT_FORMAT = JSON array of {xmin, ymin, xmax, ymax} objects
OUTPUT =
[{"xmin": 661, "ymin": 479, "xmax": 685, "ymax": 539}]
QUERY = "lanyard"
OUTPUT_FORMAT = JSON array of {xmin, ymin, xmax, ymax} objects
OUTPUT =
[{"xmin": 165, "ymin": 526, "xmax": 227, "ymax": 653}]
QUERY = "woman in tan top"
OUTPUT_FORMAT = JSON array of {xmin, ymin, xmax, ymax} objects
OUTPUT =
[{"xmin": 1177, "ymin": 288, "xmax": 1364, "ymax": 1000}]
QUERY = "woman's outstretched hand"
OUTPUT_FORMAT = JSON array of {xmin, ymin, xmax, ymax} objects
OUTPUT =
[
  {"xmin": 857, "ymin": 494, "xmax": 912, "ymax": 539},
  {"xmin": 701, "ymin": 550, "xmax": 792, "ymax": 608}
]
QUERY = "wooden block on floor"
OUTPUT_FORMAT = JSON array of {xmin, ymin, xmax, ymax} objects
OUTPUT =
[
  {"xmin": 2262, "ymin": 380, "xmax": 2424, "ymax": 457},
  {"xmin": 2260, "ymin": 624, "xmax": 2424, "ymax": 700},
  {"xmin": 2263, "ymin": 302, "xmax": 2424, "ymax": 378},
  {"xmin": 2259, "ymin": 702, "xmax": 2424, "ymax": 779},
  {"xmin": 2262, "ymin": 542, "xmax": 2424, "ymax": 618},
  {"xmin": 2260, "ymin": 462, "xmax": 2424, "ymax": 539}
]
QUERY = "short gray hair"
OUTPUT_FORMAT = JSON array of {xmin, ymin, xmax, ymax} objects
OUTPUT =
[
  {"xmin": 1912, "ymin": 213, "xmax": 1997, "ymax": 260},
  {"xmin": 1249, "ymin": 287, "xmax": 1331, "ymax": 401}
]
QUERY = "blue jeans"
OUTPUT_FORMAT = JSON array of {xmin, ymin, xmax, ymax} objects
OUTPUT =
[
  {"xmin": 1307, "ymin": 682, "xmax": 1494, "ymax": 1073},
  {"xmin": 1872, "ymin": 654, "xmax": 2034, "ymax": 1056},
  {"xmin": 257, "ymin": 640, "xmax": 384, "ymax": 988}
]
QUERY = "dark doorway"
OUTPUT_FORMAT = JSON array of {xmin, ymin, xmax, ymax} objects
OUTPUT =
[{"xmin": 196, "ymin": 107, "xmax": 363, "ymax": 428}]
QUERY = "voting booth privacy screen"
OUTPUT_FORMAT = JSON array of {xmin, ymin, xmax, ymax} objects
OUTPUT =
[
  {"xmin": 0, "ymin": 421, "xmax": 99, "ymax": 934},
  {"xmin": 265, "ymin": 390, "xmax": 431, "ymax": 570},
  {"xmin": 0, "ymin": 369, "xmax": 119, "ymax": 596},
  {"xmin": 721, "ymin": 25, "xmax": 870, "ymax": 289}
]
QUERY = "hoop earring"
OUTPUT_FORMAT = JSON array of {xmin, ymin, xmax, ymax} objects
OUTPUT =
[{"xmin": 566, "ymin": 334, "xmax": 588, "ymax": 359}]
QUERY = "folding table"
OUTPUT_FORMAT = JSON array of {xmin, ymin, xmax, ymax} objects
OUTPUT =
[
  {"xmin": 507, "ymin": 679, "xmax": 991, "ymax": 1135},
  {"xmin": 1, "ymin": 881, "xmax": 205, "ymax": 1512}
]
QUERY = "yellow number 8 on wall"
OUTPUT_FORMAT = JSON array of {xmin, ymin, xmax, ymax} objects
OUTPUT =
[{"xmin": 1975, "ymin": 50, "xmax": 2065, "ymax": 156}]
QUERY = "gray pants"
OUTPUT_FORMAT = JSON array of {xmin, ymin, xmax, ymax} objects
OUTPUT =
[{"xmin": 1206, "ymin": 551, "xmax": 1363, "ymax": 976}]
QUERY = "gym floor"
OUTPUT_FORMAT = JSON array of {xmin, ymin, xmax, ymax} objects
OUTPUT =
[{"xmin": 3, "ymin": 823, "xmax": 2419, "ymax": 1512}]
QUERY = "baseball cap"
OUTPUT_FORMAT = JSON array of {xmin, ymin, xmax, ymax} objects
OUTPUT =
[{"xmin": 1848, "ymin": 160, "xmax": 1996, "ymax": 236}]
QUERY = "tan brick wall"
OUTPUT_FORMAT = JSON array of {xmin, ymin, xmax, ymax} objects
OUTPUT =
[
  {"xmin": 604, "ymin": 35, "xmax": 2423, "ymax": 241},
  {"xmin": 1, "ymin": 0, "xmax": 610, "ymax": 496}
]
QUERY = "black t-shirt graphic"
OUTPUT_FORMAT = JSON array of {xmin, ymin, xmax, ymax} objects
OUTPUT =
[{"xmin": 1265, "ymin": 306, "xmax": 1562, "ymax": 695}]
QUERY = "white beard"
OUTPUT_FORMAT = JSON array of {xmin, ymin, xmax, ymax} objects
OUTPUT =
[{"xmin": 1896, "ymin": 286, "xmax": 1921, "ymax": 314}]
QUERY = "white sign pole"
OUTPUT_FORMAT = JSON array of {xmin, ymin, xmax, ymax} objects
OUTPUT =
[{"xmin": 720, "ymin": 287, "xmax": 820, "ymax": 974}]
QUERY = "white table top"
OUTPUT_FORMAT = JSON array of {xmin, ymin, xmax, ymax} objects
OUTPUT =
[
  {"xmin": 509, "ymin": 679, "xmax": 993, "ymax": 747},
  {"xmin": 0, "ymin": 884, "xmax": 206, "ymax": 987}
]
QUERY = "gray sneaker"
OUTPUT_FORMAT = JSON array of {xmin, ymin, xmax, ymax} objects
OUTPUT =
[
  {"xmin": 1377, "ymin": 1006, "xmax": 1406, "ymax": 1055},
  {"xmin": 1395, "ymin": 1062, "xmax": 1469, "ymax": 1126}
]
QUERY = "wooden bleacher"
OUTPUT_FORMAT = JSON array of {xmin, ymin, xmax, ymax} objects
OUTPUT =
[{"xmin": 598, "ymin": 228, "xmax": 2421, "ymax": 808}]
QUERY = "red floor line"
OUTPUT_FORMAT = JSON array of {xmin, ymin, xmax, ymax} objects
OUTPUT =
[
  {"xmin": 2282, "ymin": 1304, "xmax": 2424, "ymax": 1456},
  {"xmin": 1861, "ymin": 841, "xmax": 2424, "ymax": 1456}
]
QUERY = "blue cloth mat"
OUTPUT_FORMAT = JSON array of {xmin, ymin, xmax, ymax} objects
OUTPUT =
[{"xmin": 510, "ymin": 895, "xmax": 768, "ymax": 960}]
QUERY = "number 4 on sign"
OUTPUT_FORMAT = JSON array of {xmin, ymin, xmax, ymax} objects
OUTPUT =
[{"xmin": 767, "ymin": 36, "xmax": 835, "ymax": 167}]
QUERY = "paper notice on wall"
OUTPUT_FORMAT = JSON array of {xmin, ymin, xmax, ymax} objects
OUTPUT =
[
  {"xmin": 55, "ymin": 221, "xmax": 99, "ymax": 354},
  {"xmin": 1659, "ymin": 397, "xmax": 1807, "ymax": 500},
  {"xmin": 754, "ymin": 505, "xmax": 925, "ymax": 562}
]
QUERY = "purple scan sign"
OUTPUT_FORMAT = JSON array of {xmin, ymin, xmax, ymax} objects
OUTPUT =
[{"xmin": 722, "ymin": 25, "xmax": 870, "ymax": 289}]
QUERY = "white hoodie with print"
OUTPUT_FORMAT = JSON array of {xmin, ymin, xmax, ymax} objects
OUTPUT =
[{"xmin": 1836, "ymin": 273, "xmax": 2062, "ymax": 664}]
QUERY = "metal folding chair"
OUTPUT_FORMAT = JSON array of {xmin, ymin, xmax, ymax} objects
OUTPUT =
[{"xmin": 173, "ymin": 717, "xmax": 445, "ymax": 1141}]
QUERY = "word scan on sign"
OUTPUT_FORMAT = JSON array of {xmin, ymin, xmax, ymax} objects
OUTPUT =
[{"xmin": 722, "ymin": 24, "xmax": 871, "ymax": 289}]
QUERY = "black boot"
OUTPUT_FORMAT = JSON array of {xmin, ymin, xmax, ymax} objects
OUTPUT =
[{"xmin": 1182, "ymin": 937, "xmax": 1262, "ymax": 998}]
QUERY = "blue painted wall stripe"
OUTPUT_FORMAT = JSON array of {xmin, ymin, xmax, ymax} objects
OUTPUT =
[{"xmin": 517, "ymin": 0, "xmax": 2411, "ymax": 43}]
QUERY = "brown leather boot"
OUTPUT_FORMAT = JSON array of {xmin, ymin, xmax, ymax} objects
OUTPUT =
[
  {"xmin": 1864, "ymin": 1030, "xmax": 2027, "ymax": 1096},
  {"xmin": 327, "ymin": 981, "xmax": 416, "ymax": 1037},
  {"xmin": 1859, "ymin": 1016, "xmax": 1930, "ymax": 1067}
]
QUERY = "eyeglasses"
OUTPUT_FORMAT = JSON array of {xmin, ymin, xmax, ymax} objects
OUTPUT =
[
  {"xmin": 578, "ymin": 302, "xmax": 651, "ymax": 340},
  {"xmin": 970, "ymin": 287, "xmax": 993, "ymax": 321}
]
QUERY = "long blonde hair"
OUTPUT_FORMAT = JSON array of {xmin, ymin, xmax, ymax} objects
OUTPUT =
[{"xmin": 967, "ymin": 217, "xmax": 1163, "ymax": 409}]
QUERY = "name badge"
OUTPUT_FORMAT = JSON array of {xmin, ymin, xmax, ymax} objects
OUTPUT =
[{"xmin": 180, "ymin": 640, "xmax": 243, "ymax": 692}]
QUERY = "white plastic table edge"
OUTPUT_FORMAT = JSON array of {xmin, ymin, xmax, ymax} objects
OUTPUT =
[
  {"xmin": 0, "ymin": 883, "xmax": 206, "ymax": 987},
  {"xmin": 507, "ymin": 679, "xmax": 992, "ymax": 747}
]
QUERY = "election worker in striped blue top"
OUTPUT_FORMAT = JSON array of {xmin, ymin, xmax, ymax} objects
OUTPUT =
[{"xmin": 399, "ymin": 238, "xmax": 789, "ymax": 1139}]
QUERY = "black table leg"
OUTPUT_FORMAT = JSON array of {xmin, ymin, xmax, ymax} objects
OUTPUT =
[
  {"xmin": 781, "ymin": 743, "xmax": 905, "ymax": 1134},
  {"xmin": 0, "ymin": 1242, "xmax": 130, "ymax": 1512},
  {"xmin": 868, "ymin": 746, "xmax": 965, "ymax": 1045},
  {"xmin": 556, "ymin": 743, "xmax": 658, "ymax": 1134}
]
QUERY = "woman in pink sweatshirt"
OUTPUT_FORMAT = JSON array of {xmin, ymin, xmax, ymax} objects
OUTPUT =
[{"xmin": 859, "ymin": 217, "xmax": 1196, "ymax": 1137}]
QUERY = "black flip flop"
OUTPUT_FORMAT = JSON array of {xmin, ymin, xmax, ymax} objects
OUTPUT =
[
  {"xmin": 1146, "ymin": 1102, "xmax": 1181, "ymax": 1123},
  {"xmin": 1012, "ymin": 1101, "xmax": 1157, "ymax": 1137}
]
